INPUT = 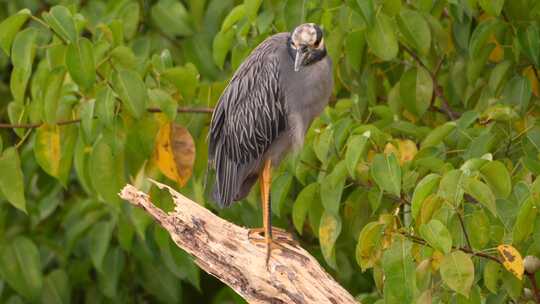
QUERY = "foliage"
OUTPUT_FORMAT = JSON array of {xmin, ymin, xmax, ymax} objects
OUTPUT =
[{"xmin": 0, "ymin": 0, "xmax": 540, "ymax": 303}]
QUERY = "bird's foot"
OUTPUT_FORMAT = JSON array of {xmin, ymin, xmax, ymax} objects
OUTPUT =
[
  {"xmin": 247, "ymin": 227, "xmax": 292, "ymax": 241},
  {"xmin": 247, "ymin": 227, "xmax": 299, "ymax": 267}
]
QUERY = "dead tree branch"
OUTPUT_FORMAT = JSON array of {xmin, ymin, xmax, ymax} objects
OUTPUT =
[{"xmin": 119, "ymin": 181, "xmax": 358, "ymax": 304}]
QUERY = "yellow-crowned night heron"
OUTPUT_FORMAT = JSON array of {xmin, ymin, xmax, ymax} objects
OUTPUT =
[{"xmin": 209, "ymin": 23, "xmax": 333, "ymax": 263}]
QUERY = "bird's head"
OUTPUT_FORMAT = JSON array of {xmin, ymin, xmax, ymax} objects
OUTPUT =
[{"xmin": 289, "ymin": 23, "xmax": 326, "ymax": 72}]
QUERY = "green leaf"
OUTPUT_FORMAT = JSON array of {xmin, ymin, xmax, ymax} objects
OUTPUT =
[
  {"xmin": 419, "ymin": 219, "xmax": 452, "ymax": 254},
  {"xmin": 80, "ymin": 99, "xmax": 95, "ymax": 141},
  {"xmin": 381, "ymin": 236, "xmax": 416, "ymax": 303},
  {"xmin": 518, "ymin": 23, "xmax": 540, "ymax": 67},
  {"xmin": 10, "ymin": 27, "xmax": 37, "ymax": 102},
  {"xmin": 0, "ymin": 9, "xmax": 31, "ymax": 56},
  {"xmin": 345, "ymin": 133, "xmax": 370, "ymax": 178},
  {"xmin": 154, "ymin": 227, "xmax": 200, "ymax": 290},
  {"xmin": 222, "ymin": 4, "xmax": 246, "ymax": 31},
  {"xmin": 151, "ymin": 0, "xmax": 193, "ymax": 37},
  {"xmin": 356, "ymin": 0, "xmax": 375, "ymax": 27},
  {"xmin": 161, "ymin": 64, "xmax": 199, "ymax": 101},
  {"xmin": 479, "ymin": 161, "xmax": 511, "ymax": 198},
  {"xmin": 483, "ymin": 260, "xmax": 501, "ymax": 293},
  {"xmin": 213, "ymin": 29, "xmax": 235, "ymax": 69},
  {"xmin": 149, "ymin": 89, "xmax": 177, "ymax": 121},
  {"xmin": 0, "ymin": 147, "xmax": 26, "ymax": 213},
  {"xmin": 479, "ymin": 0, "xmax": 505, "ymax": 16},
  {"xmin": 119, "ymin": 2, "xmax": 140, "ymax": 40},
  {"xmin": 140, "ymin": 262, "xmax": 181, "ymax": 303},
  {"xmin": 88, "ymin": 220, "xmax": 114, "ymax": 273},
  {"xmin": 320, "ymin": 161, "xmax": 348, "ymax": 214},
  {"xmin": 355, "ymin": 221, "xmax": 384, "ymax": 270},
  {"xmin": 313, "ymin": 127, "xmax": 332, "ymax": 164},
  {"xmin": 420, "ymin": 121, "xmax": 456, "ymax": 149},
  {"xmin": 42, "ymin": 5, "xmax": 78, "ymax": 43},
  {"xmin": 98, "ymin": 247, "xmax": 125, "ymax": 298},
  {"xmin": 463, "ymin": 177, "xmax": 497, "ymax": 216},
  {"xmin": 112, "ymin": 69, "xmax": 148, "ymax": 119},
  {"xmin": 502, "ymin": 75, "xmax": 532, "ymax": 113},
  {"xmin": 244, "ymin": 0, "xmax": 262, "ymax": 22},
  {"xmin": 110, "ymin": 46, "xmax": 137, "ymax": 69},
  {"xmin": 440, "ymin": 251, "xmax": 474, "ymax": 297},
  {"xmin": 466, "ymin": 210, "xmax": 490, "ymax": 250},
  {"xmin": 0, "ymin": 236, "xmax": 43, "ymax": 301},
  {"xmin": 513, "ymin": 198, "xmax": 537, "ymax": 244},
  {"xmin": 397, "ymin": 9, "xmax": 431, "ymax": 54},
  {"xmin": 366, "ymin": 13, "xmax": 398, "ymax": 61},
  {"xmin": 42, "ymin": 269, "xmax": 70, "ymax": 304},
  {"xmin": 469, "ymin": 19, "xmax": 499, "ymax": 58},
  {"xmin": 370, "ymin": 153, "xmax": 401, "ymax": 197},
  {"xmin": 66, "ymin": 37, "xmax": 96, "ymax": 90},
  {"xmin": 90, "ymin": 136, "xmax": 123, "ymax": 205},
  {"xmin": 319, "ymin": 211, "xmax": 341, "ymax": 269},
  {"xmin": 292, "ymin": 183, "xmax": 319, "ymax": 234},
  {"xmin": 400, "ymin": 67, "xmax": 433, "ymax": 117},
  {"xmin": 411, "ymin": 173, "xmax": 441, "ymax": 219},
  {"xmin": 270, "ymin": 173, "xmax": 293, "ymax": 216},
  {"xmin": 95, "ymin": 85, "xmax": 116, "ymax": 129},
  {"xmin": 43, "ymin": 67, "xmax": 67, "ymax": 124},
  {"xmin": 438, "ymin": 169, "xmax": 464, "ymax": 207}
]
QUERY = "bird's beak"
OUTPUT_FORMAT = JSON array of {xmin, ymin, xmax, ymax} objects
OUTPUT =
[{"xmin": 294, "ymin": 49, "xmax": 305, "ymax": 72}]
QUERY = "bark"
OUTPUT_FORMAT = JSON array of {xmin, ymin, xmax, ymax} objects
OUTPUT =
[{"xmin": 119, "ymin": 180, "xmax": 358, "ymax": 304}]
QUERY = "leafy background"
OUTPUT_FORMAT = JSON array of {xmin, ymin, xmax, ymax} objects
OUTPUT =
[{"xmin": 0, "ymin": 0, "xmax": 540, "ymax": 303}]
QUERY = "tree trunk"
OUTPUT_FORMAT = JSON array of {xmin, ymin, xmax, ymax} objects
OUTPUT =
[{"xmin": 119, "ymin": 180, "xmax": 358, "ymax": 304}]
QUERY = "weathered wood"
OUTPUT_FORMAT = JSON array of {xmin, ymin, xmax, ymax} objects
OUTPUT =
[{"xmin": 119, "ymin": 181, "xmax": 358, "ymax": 304}]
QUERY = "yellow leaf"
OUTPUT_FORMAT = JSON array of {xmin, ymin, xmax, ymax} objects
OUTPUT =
[
  {"xmin": 397, "ymin": 139, "xmax": 418, "ymax": 164},
  {"xmin": 367, "ymin": 149, "xmax": 376, "ymax": 163},
  {"xmin": 402, "ymin": 109, "xmax": 418, "ymax": 123},
  {"xmin": 523, "ymin": 66, "xmax": 540, "ymax": 97},
  {"xmin": 154, "ymin": 123, "xmax": 196, "ymax": 187},
  {"xmin": 488, "ymin": 35, "xmax": 504, "ymax": 63},
  {"xmin": 384, "ymin": 143, "xmax": 399, "ymax": 158},
  {"xmin": 431, "ymin": 250, "xmax": 444, "ymax": 271},
  {"xmin": 34, "ymin": 124, "xmax": 61, "ymax": 177},
  {"xmin": 497, "ymin": 244, "xmax": 524, "ymax": 280}
]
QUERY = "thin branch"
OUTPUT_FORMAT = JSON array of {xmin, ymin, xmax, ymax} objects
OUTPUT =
[
  {"xmin": 0, "ymin": 107, "xmax": 213, "ymax": 129},
  {"xmin": 147, "ymin": 106, "xmax": 213, "ymax": 114},
  {"xmin": 400, "ymin": 44, "xmax": 459, "ymax": 120},
  {"xmin": 526, "ymin": 272, "xmax": 540, "ymax": 304},
  {"xmin": 402, "ymin": 232, "xmax": 501, "ymax": 264},
  {"xmin": 456, "ymin": 211, "xmax": 472, "ymax": 249}
]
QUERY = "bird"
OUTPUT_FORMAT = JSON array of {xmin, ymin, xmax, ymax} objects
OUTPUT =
[{"xmin": 208, "ymin": 23, "xmax": 333, "ymax": 264}]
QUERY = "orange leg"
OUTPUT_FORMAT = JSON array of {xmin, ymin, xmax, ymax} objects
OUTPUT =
[
  {"xmin": 247, "ymin": 159, "xmax": 288, "ymax": 265},
  {"xmin": 260, "ymin": 159, "xmax": 273, "ymax": 264}
]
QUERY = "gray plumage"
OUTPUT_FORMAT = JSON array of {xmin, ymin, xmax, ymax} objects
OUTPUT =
[{"xmin": 209, "ymin": 26, "xmax": 333, "ymax": 207}]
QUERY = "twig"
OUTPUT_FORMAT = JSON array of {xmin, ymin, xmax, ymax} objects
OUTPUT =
[
  {"xmin": 119, "ymin": 181, "xmax": 358, "ymax": 304},
  {"xmin": 401, "ymin": 44, "xmax": 459, "ymax": 120},
  {"xmin": 0, "ymin": 107, "xmax": 213, "ymax": 129},
  {"xmin": 526, "ymin": 272, "xmax": 540, "ymax": 304},
  {"xmin": 147, "ymin": 107, "xmax": 213, "ymax": 114},
  {"xmin": 456, "ymin": 211, "xmax": 472, "ymax": 249},
  {"xmin": 401, "ymin": 232, "xmax": 501, "ymax": 264}
]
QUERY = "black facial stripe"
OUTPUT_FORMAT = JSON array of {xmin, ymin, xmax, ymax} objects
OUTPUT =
[
  {"xmin": 314, "ymin": 25, "xmax": 323, "ymax": 45},
  {"xmin": 304, "ymin": 48, "xmax": 327, "ymax": 66}
]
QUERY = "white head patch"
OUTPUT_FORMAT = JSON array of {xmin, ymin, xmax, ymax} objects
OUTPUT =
[{"xmin": 292, "ymin": 23, "xmax": 318, "ymax": 47}]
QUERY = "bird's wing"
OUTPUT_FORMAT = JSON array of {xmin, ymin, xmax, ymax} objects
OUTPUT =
[
  {"xmin": 208, "ymin": 42, "xmax": 288, "ymax": 206},
  {"xmin": 209, "ymin": 49, "xmax": 287, "ymax": 165}
]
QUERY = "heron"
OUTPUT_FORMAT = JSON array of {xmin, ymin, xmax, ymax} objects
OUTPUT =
[{"xmin": 208, "ymin": 23, "xmax": 333, "ymax": 264}]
